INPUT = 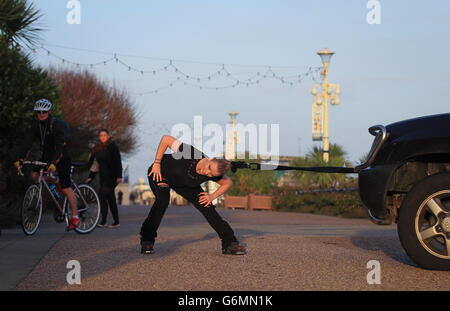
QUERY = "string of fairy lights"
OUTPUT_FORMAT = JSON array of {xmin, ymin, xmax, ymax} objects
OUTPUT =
[{"xmin": 33, "ymin": 44, "xmax": 323, "ymax": 95}]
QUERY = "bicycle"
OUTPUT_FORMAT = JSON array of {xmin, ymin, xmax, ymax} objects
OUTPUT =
[{"xmin": 18, "ymin": 161, "xmax": 101, "ymax": 235}]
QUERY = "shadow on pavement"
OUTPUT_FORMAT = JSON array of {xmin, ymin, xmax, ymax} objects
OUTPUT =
[
  {"xmin": 21, "ymin": 232, "xmax": 220, "ymax": 291},
  {"xmin": 351, "ymin": 232, "xmax": 418, "ymax": 268}
]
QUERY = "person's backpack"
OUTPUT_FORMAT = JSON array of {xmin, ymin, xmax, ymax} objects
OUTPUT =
[{"xmin": 49, "ymin": 117, "xmax": 71, "ymax": 143}]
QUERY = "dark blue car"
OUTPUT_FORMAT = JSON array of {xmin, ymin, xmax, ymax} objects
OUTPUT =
[{"xmin": 356, "ymin": 113, "xmax": 450, "ymax": 270}]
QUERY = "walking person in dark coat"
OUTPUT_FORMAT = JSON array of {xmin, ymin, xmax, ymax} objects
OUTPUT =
[{"xmin": 85, "ymin": 129, "xmax": 122, "ymax": 228}]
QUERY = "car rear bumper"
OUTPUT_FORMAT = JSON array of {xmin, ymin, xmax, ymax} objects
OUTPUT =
[{"xmin": 358, "ymin": 163, "xmax": 397, "ymax": 220}]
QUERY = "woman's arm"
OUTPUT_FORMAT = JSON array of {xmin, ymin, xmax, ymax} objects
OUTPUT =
[
  {"xmin": 148, "ymin": 135, "xmax": 181, "ymax": 182},
  {"xmin": 211, "ymin": 175, "xmax": 233, "ymax": 199},
  {"xmin": 85, "ymin": 155, "xmax": 97, "ymax": 184},
  {"xmin": 153, "ymin": 135, "xmax": 180, "ymax": 162},
  {"xmin": 198, "ymin": 175, "xmax": 233, "ymax": 207}
]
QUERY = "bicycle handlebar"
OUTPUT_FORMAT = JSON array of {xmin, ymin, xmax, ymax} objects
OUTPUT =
[
  {"xmin": 17, "ymin": 161, "xmax": 51, "ymax": 177},
  {"xmin": 22, "ymin": 160, "xmax": 49, "ymax": 166}
]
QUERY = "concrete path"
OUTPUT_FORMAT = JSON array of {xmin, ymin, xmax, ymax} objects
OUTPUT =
[
  {"xmin": 1, "ymin": 205, "xmax": 449, "ymax": 291},
  {"xmin": 0, "ymin": 214, "xmax": 65, "ymax": 291}
]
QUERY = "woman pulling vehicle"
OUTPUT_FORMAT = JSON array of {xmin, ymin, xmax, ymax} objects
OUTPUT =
[{"xmin": 140, "ymin": 135, "xmax": 246, "ymax": 255}]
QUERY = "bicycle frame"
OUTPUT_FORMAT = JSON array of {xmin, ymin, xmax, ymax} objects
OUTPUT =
[
  {"xmin": 38, "ymin": 166, "xmax": 91, "ymax": 215},
  {"xmin": 17, "ymin": 161, "xmax": 64, "ymax": 213},
  {"xmin": 19, "ymin": 161, "xmax": 89, "ymax": 216},
  {"xmin": 19, "ymin": 160, "xmax": 101, "ymax": 235},
  {"xmin": 67, "ymin": 166, "xmax": 90, "ymax": 213},
  {"xmin": 37, "ymin": 168, "xmax": 66, "ymax": 214}
]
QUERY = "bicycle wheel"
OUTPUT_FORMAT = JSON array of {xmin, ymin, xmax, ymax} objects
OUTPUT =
[
  {"xmin": 65, "ymin": 184, "xmax": 100, "ymax": 234},
  {"xmin": 21, "ymin": 184, "xmax": 42, "ymax": 235}
]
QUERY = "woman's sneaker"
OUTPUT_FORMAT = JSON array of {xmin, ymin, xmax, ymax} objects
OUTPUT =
[
  {"xmin": 108, "ymin": 223, "xmax": 120, "ymax": 228},
  {"xmin": 222, "ymin": 242, "xmax": 246, "ymax": 255},
  {"xmin": 141, "ymin": 241, "xmax": 154, "ymax": 254}
]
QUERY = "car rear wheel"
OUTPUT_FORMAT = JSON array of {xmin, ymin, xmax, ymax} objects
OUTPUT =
[{"xmin": 398, "ymin": 172, "xmax": 450, "ymax": 270}]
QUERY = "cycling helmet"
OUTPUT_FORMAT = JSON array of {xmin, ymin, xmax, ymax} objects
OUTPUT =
[{"xmin": 34, "ymin": 99, "xmax": 52, "ymax": 112}]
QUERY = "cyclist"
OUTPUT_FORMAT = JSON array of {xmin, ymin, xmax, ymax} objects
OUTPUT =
[{"xmin": 14, "ymin": 99, "xmax": 80, "ymax": 230}]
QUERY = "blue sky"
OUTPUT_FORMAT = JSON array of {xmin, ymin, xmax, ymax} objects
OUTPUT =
[{"xmin": 30, "ymin": 0, "xmax": 450, "ymax": 184}]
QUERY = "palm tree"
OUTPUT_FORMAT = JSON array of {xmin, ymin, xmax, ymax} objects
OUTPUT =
[
  {"xmin": 0, "ymin": 0, "xmax": 44, "ymax": 55},
  {"xmin": 304, "ymin": 143, "xmax": 349, "ymax": 188},
  {"xmin": 290, "ymin": 155, "xmax": 313, "ymax": 189},
  {"xmin": 312, "ymin": 143, "xmax": 349, "ymax": 188}
]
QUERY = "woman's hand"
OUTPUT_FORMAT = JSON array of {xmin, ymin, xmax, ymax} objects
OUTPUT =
[
  {"xmin": 148, "ymin": 163, "xmax": 162, "ymax": 182},
  {"xmin": 85, "ymin": 177, "xmax": 92, "ymax": 184},
  {"xmin": 116, "ymin": 178, "xmax": 122, "ymax": 185},
  {"xmin": 198, "ymin": 192, "xmax": 214, "ymax": 207}
]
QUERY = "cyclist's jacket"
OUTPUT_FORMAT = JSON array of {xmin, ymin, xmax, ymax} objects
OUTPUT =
[{"xmin": 19, "ymin": 115, "xmax": 71, "ymax": 164}]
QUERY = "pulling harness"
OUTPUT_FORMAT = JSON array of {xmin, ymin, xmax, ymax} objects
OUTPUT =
[{"xmin": 230, "ymin": 161, "xmax": 357, "ymax": 174}]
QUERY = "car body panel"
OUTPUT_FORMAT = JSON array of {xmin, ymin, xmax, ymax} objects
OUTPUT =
[
  {"xmin": 358, "ymin": 163, "xmax": 398, "ymax": 219},
  {"xmin": 358, "ymin": 113, "xmax": 450, "ymax": 223},
  {"xmin": 373, "ymin": 113, "xmax": 450, "ymax": 164}
]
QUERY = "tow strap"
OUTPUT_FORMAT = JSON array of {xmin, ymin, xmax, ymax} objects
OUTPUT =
[{"xmin": 230, "ymin": 161, "xmax": 356, "ymax": 174}]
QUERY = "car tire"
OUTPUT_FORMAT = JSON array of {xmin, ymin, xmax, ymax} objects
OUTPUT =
[{"xmin": 398, "ymin": 172, "xmax": 450, "ymax": 270}]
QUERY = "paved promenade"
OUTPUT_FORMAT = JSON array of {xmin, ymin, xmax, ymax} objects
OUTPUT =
[{"xmin": 1, "ymin": 205, "xmax": 449, "ymax": 291}]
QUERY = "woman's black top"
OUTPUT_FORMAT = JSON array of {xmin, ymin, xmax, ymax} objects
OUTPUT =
[
  {"xmin": 88, "ymin": 142, "xmax": 122, "ymax": 187},
  {"xmin": 157, "ymin": 143, "xmax": 222, "ymax": 188}
]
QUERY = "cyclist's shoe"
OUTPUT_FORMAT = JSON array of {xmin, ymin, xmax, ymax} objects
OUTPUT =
[
  {"xmin": 67, "ymin": 216, "xmax": 80, "ymax": 231},
  {"xmin": 141, "ymin": 241, "xmax": 154, "ymax": 254},
  {"xmin": 222, "ymin": 242, "xmax": 246, "ymax": 255}
]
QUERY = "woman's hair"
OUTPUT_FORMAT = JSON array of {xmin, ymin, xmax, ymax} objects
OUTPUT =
[
  {"xmin": 211, "ymin": 158, "xmax": 231, "ymax": 175},
  {"xmin": 99, "ymin": 128, "xmax": 110, "ymax": 134}
]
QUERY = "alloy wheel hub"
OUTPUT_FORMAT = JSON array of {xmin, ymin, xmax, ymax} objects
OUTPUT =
[{"xmin": 441, "ymin": 217, "xmax": 450, "ymax": 233}]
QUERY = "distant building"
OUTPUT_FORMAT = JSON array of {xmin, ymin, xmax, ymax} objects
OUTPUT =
[
  {"xmin": 114, "ymin": 163, "xmax": 131, "ymax": 205},
  {"xmin": 131, "ymin": 177, "xmax": 152, "ymax": 205},
  {"xmin": 131, "ymin": 177, "xmax": 187, "ymax": 206}
]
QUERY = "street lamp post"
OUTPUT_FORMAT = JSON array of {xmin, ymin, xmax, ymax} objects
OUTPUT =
[
  {"xmin": 228, "ymin": 111, "xmax": 238, "ymax": 159},
  {"xmin": 312, "ymin": 48, "xmax": 341, "ymax": 163}
]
